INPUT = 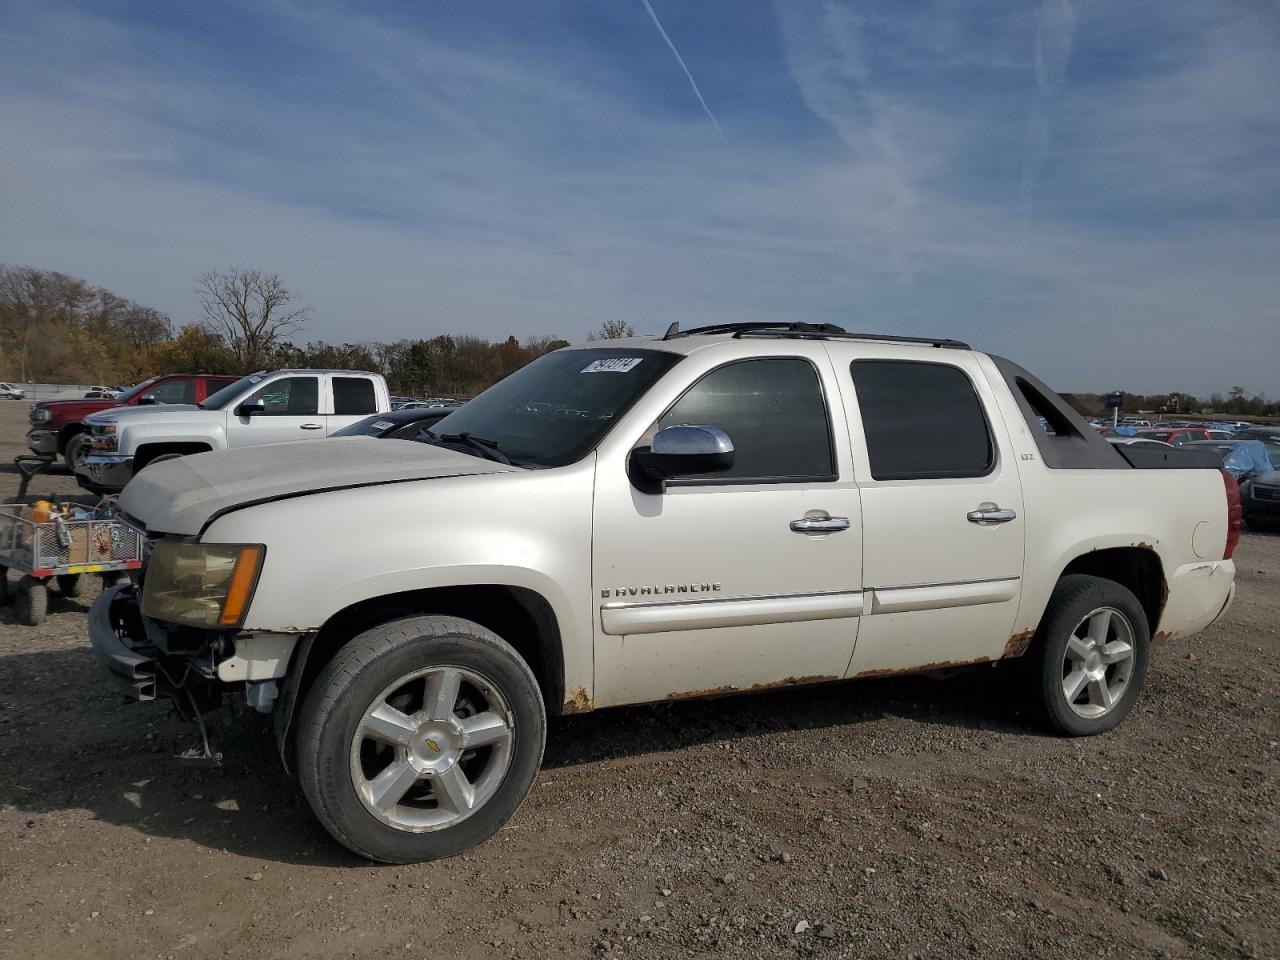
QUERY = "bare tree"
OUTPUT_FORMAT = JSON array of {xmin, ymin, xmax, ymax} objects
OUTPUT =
[
  {"xmin": 586, "ymin": 319, "xmax": 635, "ymax": 340},
  {"xmin": 196, "ymin": 269, "xmax": 310, "ymax": 371}
]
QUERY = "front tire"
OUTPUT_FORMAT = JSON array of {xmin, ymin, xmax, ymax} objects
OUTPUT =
[
  {"xmin": 13, "ymin": 576, "xmax": 48, "ymax": 626},
  {"xmin": 57, "ymin": 573, "xmax": 85, "ymax": 597},
  {"xmin": 1031, "ymin": 574, "xmax": 1150, "ymax": 736},
  {"xmin": 297, "ymin": 615, "xmax": 546, "ymax": 863},
  {"xmin": 63, "ymin": 434, "xmax": 88, "ymax": 473}
]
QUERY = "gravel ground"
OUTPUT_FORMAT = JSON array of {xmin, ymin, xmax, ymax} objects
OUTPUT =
[{"xmin": 0, "ymin": 402, "xmax": 1276, "ymax": 960}]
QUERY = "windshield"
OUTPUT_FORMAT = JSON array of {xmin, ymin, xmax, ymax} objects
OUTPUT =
[
  {"xmin": 332, "ymin": 414, "xmax": 400, "ymax": 437},
  {"xmin": 427, "ymin": 348, "xmax": 682, "ymax": 467},
  {"xmin": 115, "ymin": 377, "xmax": 160, "ymax": 403},
  {"xmin": 200, "ymin": 372, "xmax": 268, "ymax": 410}
]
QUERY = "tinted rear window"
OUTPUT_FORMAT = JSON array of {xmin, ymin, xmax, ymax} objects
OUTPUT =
[
  {"xmin": 851, "ymin": 360, "xmax": 993, "ymax": 480},
  {"xmin": 333, "ymin": 377, "xmax": 378, "ymax": 415}
]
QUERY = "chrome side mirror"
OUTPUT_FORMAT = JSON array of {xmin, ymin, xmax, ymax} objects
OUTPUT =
[
  {"xmin": 236, "ymin": 398, "xmax": 267, "ymax": 417},
  {"xmin": 629, "ymin": 425, "xmax": 735, "ymax": 494}
]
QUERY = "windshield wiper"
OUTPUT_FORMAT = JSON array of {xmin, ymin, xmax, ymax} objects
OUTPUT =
[{"xmin": 424, "ymin": 430, "xmax": 516, "ymax": 466}]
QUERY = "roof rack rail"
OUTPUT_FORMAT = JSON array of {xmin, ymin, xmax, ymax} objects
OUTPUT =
[{"xmin": 662, "ymin": 321, "xmax": 969, "ymax": 350}]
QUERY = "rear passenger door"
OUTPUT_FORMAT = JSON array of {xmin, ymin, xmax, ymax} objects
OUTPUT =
[
  {"xmin": 839, "ymin": 351, "xmax": 1025, "ymax": 676},
  {"xmin": 326, "ymin": 375, "xmax": 381, "ymax": 434}
]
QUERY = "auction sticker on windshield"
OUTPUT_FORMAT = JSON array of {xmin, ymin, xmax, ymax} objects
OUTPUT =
[{"xmin": 582, "ymin": 358, "xmax": 644, "ymax": 373}]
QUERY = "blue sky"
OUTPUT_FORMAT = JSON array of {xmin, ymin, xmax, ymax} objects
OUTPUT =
[{"xmin": 1, "ymin": 0, "xmax": 1277, "ymax": 396}]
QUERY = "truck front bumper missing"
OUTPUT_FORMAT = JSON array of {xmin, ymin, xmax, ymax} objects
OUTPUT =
[
  {"xmin": 89, "ymin": 583, "xmax": 161, "ymax": 700},
  {"xmin": 80, "ymin": 454, "xmax": 135, "ymax": 491},
  {"xmin": 89, "ymin": 584, "xmax": 303, "ymax": 712}
]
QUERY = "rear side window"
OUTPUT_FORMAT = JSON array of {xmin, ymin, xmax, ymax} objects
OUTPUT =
[
  {"xmin": 654, "ymin": 358, "xmax": 835, "ymax": 482},
  {"xmin": 333, "ymin": 377, "xmax": 378, "ymax": 415},
  {"xmin": 851, "ymin": 360, "xmax": 993, "ymax": 480}
]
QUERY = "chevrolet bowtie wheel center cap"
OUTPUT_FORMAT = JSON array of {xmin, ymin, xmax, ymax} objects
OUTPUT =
[{"xmin": 409, "ymin": 722, "xmax": 462, "ymax": 773}]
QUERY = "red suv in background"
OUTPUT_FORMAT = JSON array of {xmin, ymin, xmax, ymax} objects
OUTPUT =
[{"xmin": 27, "ymin": 373, "xmax": 239, "ymax": 470}]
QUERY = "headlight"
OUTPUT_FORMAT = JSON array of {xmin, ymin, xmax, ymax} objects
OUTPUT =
[
  {"xmin": 30, "ymin": 406, "xmax": 50, "ymax": 423},
  {"xmin": 89, "ymin": 424, "xmax": 118, "ymax": 451},
  {"xmin": 142, "ymin": 541, "xmax": 265, "ymax": 629}
]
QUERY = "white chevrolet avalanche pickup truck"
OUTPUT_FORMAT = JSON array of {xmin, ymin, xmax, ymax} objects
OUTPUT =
[
  {"xmin": 77, "ymin": 369, "xmax": 391, "ymax": 492},
  {"xmin": 87, "ymin": 323, "xmax": 1240, "ymax": 863}
]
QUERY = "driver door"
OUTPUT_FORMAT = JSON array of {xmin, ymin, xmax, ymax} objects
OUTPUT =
[
  {"xmin": 591, "ymin": 347, "xmax": 864, "ymax": 706},
  {"xmin": 227, "ymin": 374, "xmax": 325, "ymax": 446}
]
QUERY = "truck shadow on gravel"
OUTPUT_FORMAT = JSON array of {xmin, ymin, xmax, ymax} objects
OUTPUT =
[{"xmin": 1, "ymin": 647, "xmax": 1033, "ymax": 867}]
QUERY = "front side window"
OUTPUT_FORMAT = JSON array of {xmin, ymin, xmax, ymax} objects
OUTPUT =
[
  {"xmin": 333, "ymin": 377, "xmax": 377, "ymax": 415},
  {"xmin": 851, "ymin": 360, "xmax": 993, "ymax": 480},
  {"xmin": 146, "ymin": 379, "xmax": 197, "ymax": 404},
  {"xmin": 201, "ymin": 372, "xmax": 267, "ymax": 410},
  {"xmin": 650, "ymin": 357, "xmax": 835, "ymax": 482},
  {"xmin": 246, "ymin": 376, "xmax": 319, "ymax": 416}
]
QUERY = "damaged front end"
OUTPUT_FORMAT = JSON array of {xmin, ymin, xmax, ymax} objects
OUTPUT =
[
  {"xmin": 89, "ymin": 583, "xmax": 304, "ymax": 759},
  {"xmin": 90, "ymin": 583, "xmax": 231, "ymax": 713}
]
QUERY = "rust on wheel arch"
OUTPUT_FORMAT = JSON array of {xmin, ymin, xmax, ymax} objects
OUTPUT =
[
  {"xmin": 1002, "ymin": 628, "xmax": 1037, "ymax": 659},
  {"xmin": 561, "ymin": 687, "xmax": 593, "ymax": 714}
]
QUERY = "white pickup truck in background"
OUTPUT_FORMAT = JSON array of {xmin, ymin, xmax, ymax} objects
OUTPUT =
[
  {"xmin": 87, "ymin": 323, "xmax": 1239, "ymax": 863},
  {"xmin": 77, "ymin": 368, "xmax": 391, "ymax": 491}
]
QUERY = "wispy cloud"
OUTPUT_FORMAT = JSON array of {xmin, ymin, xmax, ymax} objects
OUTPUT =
[
  {"xmin": 775, "ymin": 1, "xmax": 921, "ymax": 280},
  {"xmin": 1020, "ymin": 0, "xmax": 1076, "ymax": 220}
]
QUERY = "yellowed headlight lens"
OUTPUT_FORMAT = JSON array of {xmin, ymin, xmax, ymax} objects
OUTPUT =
[{"xmin": 142, "ymin": 541, "xmax": 265, "ymax": 629}]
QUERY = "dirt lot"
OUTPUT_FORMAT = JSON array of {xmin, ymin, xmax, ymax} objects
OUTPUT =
[{"xmin": 0, "ymin": 402, "xmax": 1276, "ymax": 960}]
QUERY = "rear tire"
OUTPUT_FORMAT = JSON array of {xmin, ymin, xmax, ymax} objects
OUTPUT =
[
  {"xmin": 1030, "ymin": 574, "xmax": 1150, "ymax": 736},
  {"xmin": 296, "ymin": 615, "xmax": 546, "ymax": 863},
  {"xmin": 14, "ymin": 576, "xmax": 48, "ymax": 626},
  {"xmin": 56, "ymin": 573, "xmax": 85, "ymax": 597}
]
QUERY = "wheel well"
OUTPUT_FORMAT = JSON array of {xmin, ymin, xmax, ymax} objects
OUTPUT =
[
  {"xmin": 57, "ymin": 423, "xmax": 83, "ymax": 453},
  {"xmin": 299, "ymin": 585, "xmax": 565, "ymax": 719},
  {"xmin": 1060, "ymin": 547, "xmax": 1166, "ymax": 634},
  {"xmin": 134, "ymin": 442, "xmax": 212, "ymax": 469}
]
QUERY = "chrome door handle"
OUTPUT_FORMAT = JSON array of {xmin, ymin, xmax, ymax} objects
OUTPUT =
[
  {"xmin": 967, "ymin": 506, "xmax": 1017, "ymax": 524},
  {"xmin": 790, "ymin": 516, "xmax": 851, "ymax": 533},
  {"xmin": 300, "ymin": 423, "xmax": 324, "ymax": 430}
]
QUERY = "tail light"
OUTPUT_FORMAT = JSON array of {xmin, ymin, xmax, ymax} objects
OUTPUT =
[{"xmin": 1221, "ymin": 468, "xmax": 1242, "ymax": 560}]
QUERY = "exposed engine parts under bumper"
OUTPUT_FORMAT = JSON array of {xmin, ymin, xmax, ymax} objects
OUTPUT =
[
  {"xmin": 88, "ymin": 584, "xmax": 302, "ymax": 715},
  {"xmin": 89, "ymin": 583, "xmax": 160, "ymax": 700}
]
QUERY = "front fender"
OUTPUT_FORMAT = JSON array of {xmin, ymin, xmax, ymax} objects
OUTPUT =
[
  {"xmin": 121, "ymin": 418, "xmax": 227, "ymax": 455},
  {"xmin": 201, "ymin": 463, "xmax": 597, "ymax": 706}
]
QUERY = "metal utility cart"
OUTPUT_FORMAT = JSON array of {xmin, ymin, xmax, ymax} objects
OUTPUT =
[{"xmin": 0, "ymin": 502, "xmax": 144, "ymax": 625}]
